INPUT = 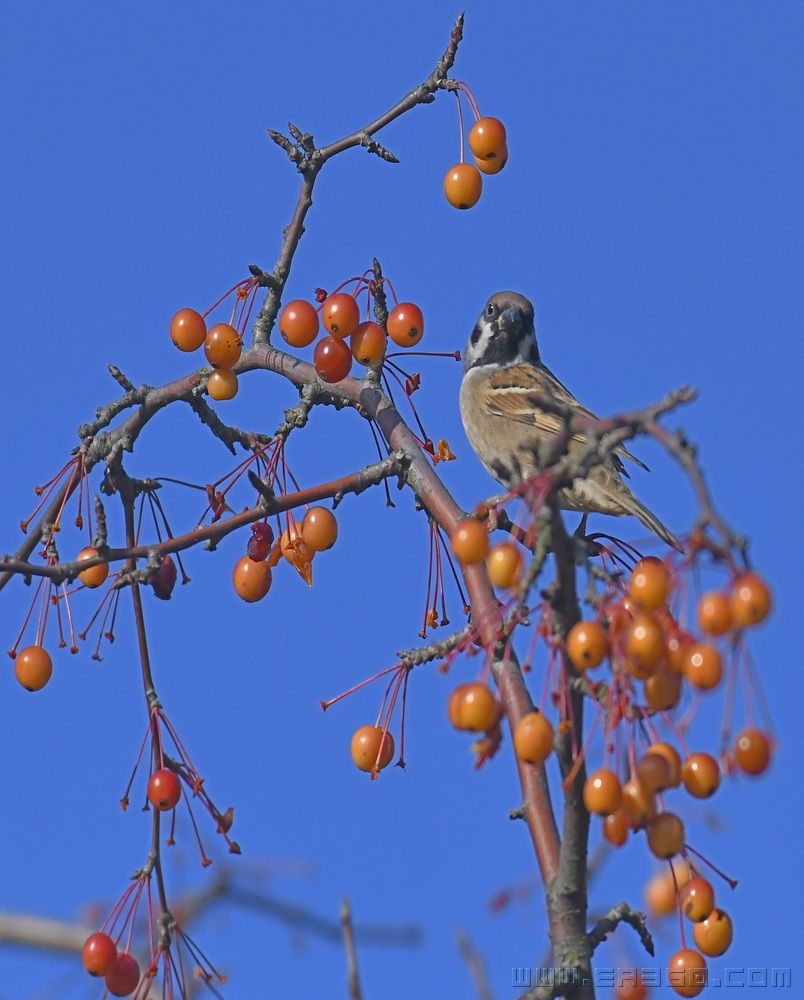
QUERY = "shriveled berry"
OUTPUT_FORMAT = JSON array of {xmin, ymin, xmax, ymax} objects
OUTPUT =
[
  {"xmin": 150, "ymin": 555, "xmax": 177, "ymax": 600},
  {"xmin": 247, "ymin": 522, "xmax": 274, "ymax": 562}
]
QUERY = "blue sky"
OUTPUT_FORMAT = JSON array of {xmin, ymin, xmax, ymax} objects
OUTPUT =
[{"xmin": 1, "ymin": 2, "xmax": 802, "ymax": 997}]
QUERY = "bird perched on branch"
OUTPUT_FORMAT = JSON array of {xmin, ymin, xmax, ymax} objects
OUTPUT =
[{"xmin": 459, "ymin": 291, "xmax": 681, "ymax": 551}]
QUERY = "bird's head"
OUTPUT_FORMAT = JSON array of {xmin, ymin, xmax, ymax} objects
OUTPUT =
[{"xmin": 463, "ymin": 291, "xmax": 540, "ymax": 371}]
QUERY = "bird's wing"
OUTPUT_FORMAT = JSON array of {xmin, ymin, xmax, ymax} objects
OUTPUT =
[{"xmin": 486, "ymin": 363, "xmax": 649, "ymax": 473}]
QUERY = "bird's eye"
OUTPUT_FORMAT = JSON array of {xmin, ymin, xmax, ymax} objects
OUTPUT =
[{"xmin": 486, "ymin": 302, "xmax": 497, "ymax": 319}]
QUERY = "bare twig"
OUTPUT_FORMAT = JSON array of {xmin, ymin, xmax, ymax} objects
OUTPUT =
[
  {"xmin": 587, "ymin": 901, "xmax": 654, "ymax": 957},
  {"xmin": 341, "ymin": 898, "xmax": 364, "ymax": 1000}
]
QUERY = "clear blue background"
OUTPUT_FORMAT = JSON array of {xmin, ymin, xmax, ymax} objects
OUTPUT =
[{"xmin": 1, "ymin": 2, "xmax": 801, "ymax": 997}]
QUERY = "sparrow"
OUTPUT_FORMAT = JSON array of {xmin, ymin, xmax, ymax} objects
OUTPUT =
[{"xmin": 459, "ymin": 291, "xmax": 681, "ymax": 551}]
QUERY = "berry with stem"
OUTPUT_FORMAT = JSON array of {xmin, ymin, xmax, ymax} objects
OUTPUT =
[
  {"xmin": 350, "ymin": 725, "xmax": 394, "ymax": 772},
  {"xmin": 82, "ymin": 932, "xmax": 117, "ymax": 977},
  {"xmin": 387, "ymin": 303, "xmax": 425, "ymax": 347},
  {"xmin": 444, "ymin": 163, "xmax": 482, "ymax": 209},
  {"xmin": 468, "ymin": 117, "xmax": 507, "ymax": 160},
  {"xmin": 147, "ymin": 768, "xmax": 181, "ymax": 811},
  {"xmin": 15, "ymin": 645, "xmax": 53, "ymax": 692}
]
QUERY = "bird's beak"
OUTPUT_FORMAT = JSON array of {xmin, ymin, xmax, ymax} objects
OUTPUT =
[{"xmin": 499, "ymin": 305, "xmax": 526, "ymax": 333}]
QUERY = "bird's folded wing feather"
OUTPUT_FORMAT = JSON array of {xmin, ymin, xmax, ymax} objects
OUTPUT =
[{"xmin": 486, "ymin": 363, "xmax": 649, "ymax": 473}]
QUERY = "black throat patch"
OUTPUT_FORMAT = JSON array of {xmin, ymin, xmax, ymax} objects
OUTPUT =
[{"xmin": 468, "ymin": 318, "xmax": 540, "ymax": 370}]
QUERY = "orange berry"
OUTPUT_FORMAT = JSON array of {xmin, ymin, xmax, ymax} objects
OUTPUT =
[
  {"xmin": 693, "ymin": 907, "xmax": 732, "ymax": 957},
  {"xmin": 644, "ymin": 668, "xmax": 681, "ymax": 711},
  {"xmin": 645, "ymin": 862, "xmax": 691, "ymax": 916},
  {"xmin": 621, "ymin": 777, "xmax": 655, "ymax": 827},
  {"xmin": 321, "ymin": 293, "xmax": 360, "ymax": 340},
  {"xmin": 77, "ymin": 546, "xmax": 109, "ymax": 589},
  {"xmin": 147, "ymin": 769, "xmax": 181, "ymax": 811},
  {"xmin": 628, "ymin": 556, "xmax": 670, "ymax": 612},
  {"xmin": 448, "ymin": 682, "xmax": 500, "ymax": 732},
  {"xmin": 474, "ymin": 149, "xmax": 508, "ymax": 174},
  {"xmin": 278, "ymin": 299, "xmax": 319, "ymax": 347},
  {"xmin": 666, "ymin": 629, "xmax": 694, "ymax": 674},
  {"xmin": 350, "ymin": 725, "xmax": 395, "ymax": 772},
  {"xmin": 450, "ymin": 518, "xmax": 488, "ymax": 565},
  {"xmin": 313, "ymin": 336, "xmax": 352, "ymax": 382},
  {"xmin": 647, "ymin": 811, "xmax": 685, "ymax": 859},
  {"xmin": 697, "ymin": 590, "xmax": 732, "ymax": 636},
  {"xmin": 486, "ymin": 541, "xmax": 523, "ymax": 589},
  {"xmin": 207, "ymin": 368, "xmax": 238, "ymax": 400},
  {"xmin": 468, "ymin": 117, "xmax": 507, "ymax": 160},
  {"xmin": 730, "ymin": 572, "xmax": 771, "ymax": 627},
  {"xmin": 681, "ymin": 878, "xmax": 715, "ymax": 923},
  {"xmin": 15, "ymin": 645, "xmax": 53, "ymax": 692},
  {"xmin": 387, "ymin": 302, "xmax": 424, "ymax": 347},
  {"xmin": 625, "ymin": 614, "xmax": 665, "ymax": 676},
  {"xmin": 603, "ymin": 808, "xmax": 630, "ymax": 848},
  {"xmin": 637, "ymin": 752, "xmax": 673, "ymax": 795},
  {"xmin": 444, "ymin": 162, "xmax": 482, "ymax": 209},
  {"xmin": 681, "ymin": 752, "xmax": 720, "ymax": 798},
  {"xmin": 566, "ymin": 620, "xmax": 608, "ymax": 670},
  {"xmin": 232, "ymin": 555, "xmax": 272, "ymax": 602},
  {"xmin": 204, "ymin": 323, "xmax": 241, "ymax": 369},
  {"xmin": 170, "ymin": 308, "xmax": 206, "ymax": 352},
  {"xmin": 615, "ymin": 974, "xmax": 647, "ymax": 1000},
  {"xmin": 301, "ymin": 507, "xmax": 338, "ymax": 552},
  {"xmin": 512, "ymin": 711, "xmax": 554, "ymax": 764},
  {"xmin": 667, "ymin": 948, "xmax": 707, "ymax": 997},
  {"xmin": 648, "ymin": 741, "xmax": 682, "ymax": 787},
  {"xmin": 682, "ymin": 643, "xmax": 723, "ymax": 691},
  {"xmin": 350, "ymin": 321, "xmax": 386, "ymax": 365},
  {"xmin": 734, "ymin": 727, "xmax": 772, "ymax": 776},
  {"xmin": 583, "ymin": 768, "xmax": 622, "ymax": 815}
]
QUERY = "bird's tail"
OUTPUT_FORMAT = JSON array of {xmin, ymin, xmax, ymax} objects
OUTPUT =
[{"xmin": 623, "ymin": 491, "xmax": 683, "ymax": 553}]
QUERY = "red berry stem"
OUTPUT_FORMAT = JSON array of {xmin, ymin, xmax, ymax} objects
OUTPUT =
[
  {"xmin": 683, "ymin": 843, "xmax": 738, "ymax": 890},
  {"xmin": 456, "ymin": 80, "xmax": 482, "ymax": 119},
  {"xmin": 453, "ymin": 90, "xmax": 465, "ymax": 164},
  {"xmin": 202, "ymin": 277, "xmax": 254, "ymax": 319}
]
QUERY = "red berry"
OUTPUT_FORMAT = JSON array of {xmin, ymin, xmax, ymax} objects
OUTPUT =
[
  {"xmin": 147, "ymin": 769, "xmax": 181, "ymax": 811},
  {"xmin": 351, "ymin": 321, "xmax": 387, "ymax": 365},
  {"xmin": 150, "ymin": 555, "xmax": 177, "ymax": 600},
  {"xmin": 14, "ymin": 645, "xmax": 53, "ymax": 692},
  {"xmin": 468, "ymin": 117, "xmax": 507, "ymax": 160},
  {"xmin": 444, "ymin": 163, "xmax": 482, "ymax": 209},
  {"xmin": 247, "ymin": 522, "xmax": 274, "ymax": 562},
  {"xmin": 82, "ymin": 932, "xmax": 117, "ymax": 977},
  {"xmin": 387, "ymin": 302, "xmax": 424, "ymax": 347},
  {"xmin": 321, "ymin": 293, "xmax": 360, "ymax": 339},
  {"xmin": 350, "ymin": 725, "xmax": 394, "ymax": 772},
  {"xmin": 279, "ymin": 299, "xmax": 319, "ymax": 347},
  {"xmin": 105, "ymin": 952, "xmax": 141, "ymax": 997},
  {"xmin": 77, "ymin": 546, "xmax": 109, "ymax": 589},
  {"xmin": 204, "ymin": 323, "xmax": 242, "ymax": 369},
  {"xmin": 313, "ymin": 336, "xmax": 353, "ymax": 383},
  {"xmin": 170, "ymin": 308, "xmax": 207, "ymax": 352}
]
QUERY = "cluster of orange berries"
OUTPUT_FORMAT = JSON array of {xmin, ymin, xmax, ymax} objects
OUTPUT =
[
  {"xmin": 278, "ymin": 288, "xmax": 424, "ymax": 383},
  {"xmin": 444, "ymin": 116, "xmax": 508, "ymax": 210},
  {"xmin": 170, "ymin": 307, "xmax": 244, "ymax": 401},
  {"xmin": 81, "ymin": 932, "xmax": 140, "ymax": 996},
  {"xmin": 232, "ymin": 507, "xmax": 339, "ymax": 602}
]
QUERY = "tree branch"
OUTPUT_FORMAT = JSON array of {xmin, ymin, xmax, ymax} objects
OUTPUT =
[{"xmin": 587, "ymin": 901, "xmax": 654, "ymax": 957}]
